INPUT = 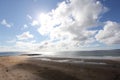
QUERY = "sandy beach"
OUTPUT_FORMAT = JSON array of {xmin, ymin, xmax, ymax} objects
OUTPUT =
[{"xmin": 0, "ymin": 56, "xmax": 120, "ymax": 80}]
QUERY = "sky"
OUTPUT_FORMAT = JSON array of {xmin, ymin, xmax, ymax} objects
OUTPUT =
[{"xmin": 0, "ymin": 0, "xmax": 120, "ymax": 52}]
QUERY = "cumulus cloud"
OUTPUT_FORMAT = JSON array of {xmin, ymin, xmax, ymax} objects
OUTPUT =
[
  {"xmin": 31, "ymin": 20, "xmax": 39, "ymax": 26},
  {"xmin": 1, "ymin": 19, "xmax": 12, "ymax": 28},
  {"xmin": 37, "ymin": 0, "xmax": 107, "ymax": 50},
  {"xmin": 17, "ymin": 31, "xmax": 34, "ymax": 40},
  {"xmin": 95, "ymin": 21, "xmax": 120, "ymax": 44}
]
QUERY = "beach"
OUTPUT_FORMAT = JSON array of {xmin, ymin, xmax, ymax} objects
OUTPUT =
[{"xmin": 0, "ymin": 56, "xmax": 120, "ymax": 80}]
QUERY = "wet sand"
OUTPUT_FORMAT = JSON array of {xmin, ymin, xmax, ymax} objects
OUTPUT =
[{"xmin": 0, "ymin": 56, "xmax": 120, "ymax": 80}]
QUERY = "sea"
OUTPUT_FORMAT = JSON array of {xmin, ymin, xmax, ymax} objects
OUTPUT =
[
  {"xmin": 0, "ymin": 52, "xmax": 23, "ymax": 56},
  {"xmin": 0, "ymin": 49, "xmax": 120, "ymax": 59}
]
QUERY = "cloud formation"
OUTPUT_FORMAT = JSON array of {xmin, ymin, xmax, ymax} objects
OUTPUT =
[
  {"xmin": 31, "ymin": 20, "xmax": 39, "ymax": 26},
  {"xmin": 17, "ymin": 31, "xmax": 34, "ymax": 40},
  {"xmin": 1, "ymin": 0, "xmax": 119, "ymax": 51},
  {"xmin": 96, "ymin": 21, "xmax": 120, "ymax": 44},
  {"xmin": 26, "ymin": 14, "xmax": 39, "ymax": 27},
  {"xmin": 1, "ymin": 19, "xmax": 12, "ymax": 28},
  {"xmin": 37, "ymin": 0, "xmax": 107, "ymax": 50}
]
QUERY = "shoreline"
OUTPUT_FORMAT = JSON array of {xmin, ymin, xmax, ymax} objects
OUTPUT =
[{"xmin": 0, "ymin": 56, "xmax": 120, "ymax": 80}]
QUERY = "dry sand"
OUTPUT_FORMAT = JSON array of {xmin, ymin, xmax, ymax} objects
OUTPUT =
[{"xmin": 0, "ymin": 56, "xmax": 120, "ymax": 80}]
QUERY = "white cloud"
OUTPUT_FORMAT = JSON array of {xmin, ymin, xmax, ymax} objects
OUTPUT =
[
  {"xmin": 31, "ymin": 20, "xmax": 39, "ymax": 26},
  {"xmin": 95, "ymin": 21, "xmax": 120, "ymax": 44},
  {"xmin": 17, "ymin": 31, "xmax": 34, "ymax": 40},
  {"xmin": 1, "ymin": 19, "xmax": 12, "ymax": 28},
  {"xmin": 27, "ymin": 14, "xmax": 40, "ymax": 27},
  {"xmin": 37, "ymin": 13, "xmax": 58, "ymax": 35},
  {"xmin": 37, "ymin": 0, "xmax": 106, "ymax": 50},
  {"xmin": 23, "ymin": 24, "xmax": 28, "ymax": 28},
  {"xmin": 27, "ymin": 14, "xmax": 33, "ymax": 20}
]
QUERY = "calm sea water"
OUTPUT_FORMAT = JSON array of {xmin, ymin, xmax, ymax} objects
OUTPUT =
[
  {"xmin": 0, "ymin": 52, "xmax": 23, "ymax": 56},
  {"xmin": 0, "ymin": 49, "xmax": 120, "ymax": 59}
]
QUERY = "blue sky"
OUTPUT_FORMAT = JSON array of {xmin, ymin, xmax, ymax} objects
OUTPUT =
[{"xmin": 0, "ymin": 0, "xmax": 120, "ymax": 52}]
